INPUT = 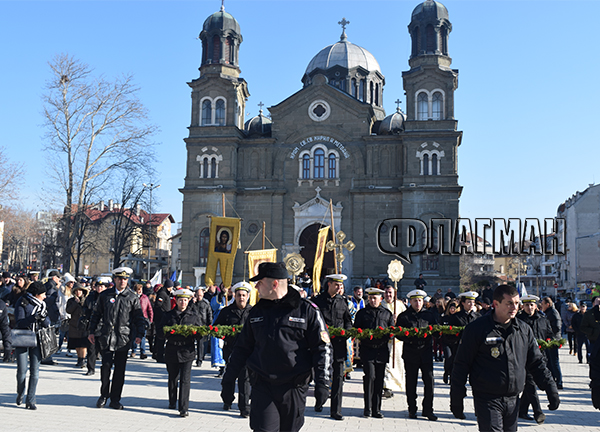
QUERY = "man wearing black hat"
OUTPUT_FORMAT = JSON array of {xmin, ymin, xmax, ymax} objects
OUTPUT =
[
  {"xmin": 153, "ymin": 279, "xmax": 174, "ymax": 363},
  {"xmin": 313, "ymin": 274, "xmax": 352, "ymax": 420},
  {"xmin": 222, "ymin": 262, "xmax": 331, "ymax": 432},
  {"xmin": 88, "ymin": 267, "xmax": 146, "ymax": 410}
]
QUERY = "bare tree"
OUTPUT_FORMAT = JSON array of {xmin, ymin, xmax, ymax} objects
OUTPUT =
[
  {"xmin": 42, "ymin": 53, "xmax": 157, "ymax": 272},
  {"xmin": 0, "ymin": 207, "xmax": 37, "ymax": 271},
  {"xmin": 0, "ymin": 146, "xmax": 25, "ymax": 203}
]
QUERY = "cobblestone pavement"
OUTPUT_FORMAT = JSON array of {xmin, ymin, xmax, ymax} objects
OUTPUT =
[{"xmin": 0, "ymin": 347, "xmax": 598, "ymax": 431}]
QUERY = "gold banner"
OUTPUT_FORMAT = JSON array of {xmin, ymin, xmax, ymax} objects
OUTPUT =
[
  {"xmin": 312, "ymin": 226, "xmax": 330, "ymax": 294},
  {"xmin": 247, "ymin": 249, "xmax": 278, "ymax": 305},
  {"xmin": 205, "ymin": 216, "xmax": 241, "ymax": 288}
]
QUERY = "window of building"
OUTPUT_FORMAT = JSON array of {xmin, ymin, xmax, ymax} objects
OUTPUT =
[
  {"xmin": 423, "ymin": 153, "xmax": 429, "ymax": 175},
  {"xmin": 328, "ymin": 154, "xmax": 336, "ymax": 179},
  {"xmin": 203, "ymin": 158, "xmax": 209, "ymax": 178},
  {"xmin": 369, "ymin": 82, "xmax": 374, "ymax": 104},
  {"xmin": 211, "ymin": 158, "xmax": 217, "ymax": 178},
  {"xmin": 432, "ymin": 92, "xmax": 443, "ymax": 120},
  {"xmin": 212, "ymin": 35, "xmax": 221, "ymax": 62},
  {"xmin": 215, "ymin": 99, "xmax": 225, "ymax": 125},
  {"xmin": 426, "ymin": 24, "xmax": 435, "ymax": 52},
  {"xmin": 314, "ymin": 149, "xmax": 325, "ymax": 178},
  {"xmin": 199, "ymin": 228, "xmax": 210, "ymax": 266},
  {"xmin": 417, "ymin": 148, "xmax": 444, "ymax": 176},
  {"xmin": 302, "ymin": 154, "xmax": 310, "ymax": 179},
  {"xmin": 202, "ymin": 100, "xmax": 211, "ymax": 125},
  {"xmin": 351, "ymin": 78, "xmax": 357, "ymax": 97},
  {"xmin": 359, "ymin": 79, "xmax": 366, "ymax": 102},
  {"xmin": 375, "ymin": 83, "xmax": 379, "ymax": 106},
  {"xmin": 412, "ymin": 27, "xmax": 420, "ymax": 56},
  {"xmin": 340, "ymin": 79, "xmax": 346, "ymax": 92},
  {"xmin": 417, "ymin": 92, "xmax": 428, "ymax": 120},
  {"xmin": 432, "ymin": 153, "xmax": 438, "ymax": 175},
  {"xmin": 441, "ymin": 27, "xmax": 448, "ymax": 55}
]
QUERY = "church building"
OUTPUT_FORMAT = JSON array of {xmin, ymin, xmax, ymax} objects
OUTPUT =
[{"xmin": 180, "ymin": 0, "xmax": 462, "ymax": 294}]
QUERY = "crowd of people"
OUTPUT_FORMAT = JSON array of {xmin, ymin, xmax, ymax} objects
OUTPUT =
[{"xmin": 0, "ymin": 267, "xmax": 599, "ymax": 431}]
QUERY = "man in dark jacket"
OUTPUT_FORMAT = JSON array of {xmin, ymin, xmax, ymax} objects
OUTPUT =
[
  {"xmin": 191, "ymin": 287, "xmax": 212, "ymax": 367},
  {"xmin": 83, "ymin": 277, "xmax": 110, "ymax": 375},
  {"xmin": 451, "ymin": 285, "xmax": 560, "ymax": 431},
  {"xmin": 153, "ymin": 279, "xmax": 174, "ymax": 363},
  {"xmin": 222, "ymin": 262, "xmax": 331, "ymax": 432},
  {"xmin": 354, "ymin": 287, "xmax": 394, "ymax": 419},
  {"xmin": 0, "ymin": 298, "xmax": 12, "ymax": 361},
  {"xmin": 581, "ymin": 296, "xmax": 600, "ymax": 409},
  {"xmin": 396, "ymin": 289, "xmax": 438, "ymax": 421},
  {"xmin": 313, "ymin": 274, "xmax": 353, "ymax": 420},
  {"xmin": 88, "ymin": 267, "xmax": 146, "ymax": 410},
  {"xmin": 41, "ymin": 270, "xmax": 61, "ymax": 365},
  {"xmin": 517, "ymin": 294, "xmax": 554, "ymax": 424},
  {"xmin": 541, "ymin": 297, "xmax": 563, "ymax": 389},
  {"xmin": 572, "ymin": 301, "xmax": 590, "ymax": 364},
  {"xmin": 216, "ymin": 281, "xmax": 253, "ymax": 417}
]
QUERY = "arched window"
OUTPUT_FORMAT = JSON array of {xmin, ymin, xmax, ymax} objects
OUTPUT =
[
  {"xmin": 432, "ymin": 153, "xmax": 438, "ymax": 175},
  {"xmin": 375, "ymin": 83, "xmax": 379, "ymax": 106},
  {"xmin": 314, "ymin": 149, "xmax": 325, "ymax": 178},
  {"xmin": 417, "ymin": 93, "xmax": 428, "ymax": 120},
  {"xmin": 441, "ymin": 27, "xmax": 448, "ymax": 55},
  {"xmin": 211, "ymin": 158, "xmax": 217, "ymax": 178},
  {"xmin": 328, "ymin": 154, "xmax": 336, "ymax": 178},
  {"xmin": 369, "ymin": 82, "xmax": 374, "ymax": 104},
  {"xmin": 215, "ymin": 99, "xmax": 225, "ymax": 125},
  {"xmin": 432, "ymin": 92, "xmax": 443, "ymax": 120},
  {"xmin": 359, "ymin": 79, "xmax": 366, "ymax": 102},
  {"xmin": 199, "ymin": 228, "xmax": 210, "ymax": 266},
  {"xmin": 202, "ymin": 99, "xmax": 212, "ymax": 125},
  {"xmin": 340, "ymin": 79, "xmax": 346, "ymax": 92},
  {"xmin": 302, "ymin": 154, "xmax": 310, "ymax": 179},
  {"xmin": 226, "ymin": 36, "xmax": 234, "ymax": 64},
  {"xmin": 412, "ymin": 27, "xmax": 420, "ymax": 56},
  {"xmin": 351, "ymin": 78, "xmax": 357, "ymax": 97},
  {"xmin": 426, "ymin": 24, "xmax": 435, "ymax": 52},
  {"xmin": 203, "ymin": 158, "xmax": 209, "ymax": 178},
  {"xmin": 212, "ymin": 35, "xmax": 221, "ymax": 62},
  {"xmin": 423, "ymin": 153, "xmax": 429, "ymax": 175}
]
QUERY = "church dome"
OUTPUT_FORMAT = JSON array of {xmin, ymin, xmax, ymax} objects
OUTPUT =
[
  {"xmin": 411, "ymin": 0, "xmax": 449, "ymax": 21},
  {"xmin": 378, "ymin": 108, "xmax": 406, "ymax": 135},
  {"xmin": 202, "ymin": 8, "xmax": 241, "ymax": 36},
  {"xmin": 244, "ymin": 110, "xmax": 272, "ymax": 137},
  {"xmin": 305, "ymin": 39, "xmax": 381, "ymax": 76}
]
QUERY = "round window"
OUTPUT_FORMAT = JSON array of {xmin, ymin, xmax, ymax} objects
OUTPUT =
[{"xmin": 308, "ymin": 99, "xmax": 331, "ymax": 122}]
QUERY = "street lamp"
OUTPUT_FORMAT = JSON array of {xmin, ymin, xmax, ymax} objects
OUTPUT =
[{"xmin": 143, "ymin": 183, "xmax": 161, "ymax": 281}]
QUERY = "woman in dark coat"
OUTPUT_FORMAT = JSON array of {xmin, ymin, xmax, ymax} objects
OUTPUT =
[
  {"xmin": 162, "ymin": 288, "xmax": 201, "ymax": 417},
  {"xmin": 66, "ymin": 283, "xmax": 89, "ymax": 368},
  {"xmin": 14, "ymin": 281, "xmax": 51, "ymax": 410}
]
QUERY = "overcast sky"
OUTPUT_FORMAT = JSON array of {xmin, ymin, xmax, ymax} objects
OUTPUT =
[{"xmin": 1, "ymin": 0, "xmax": 598, "ymax": 232}]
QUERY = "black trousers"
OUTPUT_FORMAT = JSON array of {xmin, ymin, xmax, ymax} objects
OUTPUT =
[
  {"xmin": 196, "ymin": 336, "xmax": 207, "ymax": 362},
  {"xmin": 249, "ymin": 378, "xmax": 308, "ymax": 432},
  {"xmin": 330, "ymin": 359, "xmax": 345, "ymax": 416},
  {"xmin": 518, "ymin": 372, "xmax": 542, "ymax": 418},
  {"xmin": 87, "ymin": 338, "xmax": 98, "ymax": 372},
  {"xmin": 404, "ymin": 358, "xmax": 434, "ymax": 415},
  {"xmin": 154, "ymin": 336, "xmax": 166, "ymax": 362},
  {"xmin": 166, "ymin": 360, "xmax": 193, "ymax": 412},
  {"xmin": 100, "ymin": 349, "xmax": 129, "ymax": 403},
  {"xmin": 221, "ymin": 365, "xmax": 250, "ymax": 412},
  {"xmin": 474, "ymin": 394, "xmax": 519, "ymax": 432},
  {"xmin": 363, "ymin": 360, "xmax": 386, "ymax": 415},
  {"xmin": 577, "ymin": 333, "xmax": 590, "ymax": 363},
  {"xmin": 444, "ymin": 344, "xmax": 457, "ymax": 378}
]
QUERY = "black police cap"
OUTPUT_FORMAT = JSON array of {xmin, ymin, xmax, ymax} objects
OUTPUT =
[{"xmin": 249, "ymin": 262, "xmax": 289, "ymax": 282}]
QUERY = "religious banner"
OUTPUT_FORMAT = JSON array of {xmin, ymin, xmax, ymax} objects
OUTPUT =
[
  {"xmin": 312, "ymin": 226, "xmax": 330, "ymax": 294},
  {"xmin": 205, "ymin": 216, "xmax": 241, "ymax": 288},
  {"xmin": 247, "ymin": 248, "xmax": 278, "ymax": 305}
]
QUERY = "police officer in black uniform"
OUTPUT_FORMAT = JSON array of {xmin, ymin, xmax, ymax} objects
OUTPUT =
[
  {"xmin": 451, "ymin": 285, "xmax": 560, "ymax": 431},
  {"xmin": 153, "ymin": 279, "xmax": 174, "ymax": 363},
  {"xmin": 191, "ymin": 286, "xmax": 212, "ymax": 367},
  {"xmin": 517, "ymin": 294, "xmax": 554, "ymax": 424},
  {"xmin": 313, "ymin": 274, "xmax": 352, "ymax": 420},
  {"xmin": 353, "ymin": 287, "xmax": 394, "ymax": 419},
  {"xmin": 443, "ymin": 291, "xmax": 481, "ymax": 384},
  {"xmin": 216, "ymin": 281, "xmax": 253, "ymax": 417},
  {"xmin": 396, "ymin": 289, "xmax": 438, "ymax": 421},
  {"xmin": 222, "ymin": 262, "xmax": 331, "ymax": 432}
]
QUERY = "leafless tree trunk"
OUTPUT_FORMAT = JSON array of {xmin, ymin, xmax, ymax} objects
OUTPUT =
[
  {"xmin": 0, "ymin": 146, "xmax": 24, "ymax": 204},
  {"xmin": 42, "ymin": 53, "xmax": 157, "ymax": 273}
]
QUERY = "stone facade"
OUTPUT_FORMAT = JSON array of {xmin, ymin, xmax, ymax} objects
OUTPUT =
[{"xmin": 180, "ymin": 1, "xmax": 463, "ymax": 295}]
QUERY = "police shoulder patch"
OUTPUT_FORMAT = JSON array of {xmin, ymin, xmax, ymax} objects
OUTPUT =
[{"xmin": 320, "ymin": 330, "xmax": 331, "ymax": 344}]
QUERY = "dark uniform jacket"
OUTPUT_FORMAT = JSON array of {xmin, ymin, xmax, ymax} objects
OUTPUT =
[
  {"xmin": 162, "ymin": 307, "xmax": 201, "ymax": 363},
  {"xmin": 313, "ymin": 291, "xmax": 352, "ymax": 361},
  {"xmin": 224, "ymin": 287, "xmax": 331, "ymax": 387},
  {"xmin": 396, "ymin": 306, "xmax": 437, "ymax": 361},
  {"xmin": 44, "ymin": 279, "xmax": 60, "ymax": 324},
  {"xmin": 0, "ymin": 299, "xmax": 12, "ymax": 351},
  {"xmin": 153, "ymin": 287, "xmax": 173, "ymax": 336},
  {"xmin": 83, "ymin": 290, "xmax": 101, "ymax": 335},
  {"xmin": 354, "ymin": 304, "xmax": 394, "ymax": 362},
  {"xmin": 581, "ymin": 306, "xmax": 600, "ymax": 343},
  {"xmin": 191, "ymin": 298, "xmax": 213, "ymax": 326},
  {"xmin": 543, "ymin": 306, "xmax": 562, "ymax": 340},
  {"xmin": 451, "ymin": 313, "xmax": 556, "ymax": 400},
  {"xmin": 89, "ymin": 287, "xmax": 146, "ymax": 352},
  {"xmin": 444, "ymin": 309, "xmax": 480, "ymax": 346},
  {"xmin": 517, "ymin": 310, "xmax": 553, "ymax": 341},
  {"xmin": 213, "ymin": 302, "xmax": 252, "ymax": 362}
]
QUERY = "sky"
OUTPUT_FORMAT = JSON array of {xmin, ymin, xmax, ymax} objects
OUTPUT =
[{"xmin": 1, "ymin": 0, "xmax": 599, "ymax": 234}]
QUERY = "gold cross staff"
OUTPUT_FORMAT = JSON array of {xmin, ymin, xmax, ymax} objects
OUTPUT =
[{"xmin": 326, "ymin": 231, "xmax": 355, "ymax": 273}]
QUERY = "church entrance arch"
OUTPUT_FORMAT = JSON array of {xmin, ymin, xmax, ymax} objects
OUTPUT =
[{"xmin": 299, "ymin": 223, "xmax": 335, "ymax": 276}]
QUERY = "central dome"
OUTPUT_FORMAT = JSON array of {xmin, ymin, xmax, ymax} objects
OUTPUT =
[{"xmin": 305, "ymin": 40, "xmax": 381, "ymax": 76}]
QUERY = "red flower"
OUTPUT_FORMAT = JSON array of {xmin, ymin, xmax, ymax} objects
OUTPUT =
[
  {"xmin": 559, "ymin": 344, "xmax": 563, "ymax": 349},
  {"xmin": 340, "ymin": 329, "xmax": 345, "ymax": 336},
  {"xmin": 209, "ymin": 325, "xmax": 213, "ymax": 330},
  {"xmin": 398, "ymin": 327, "xmax": 403, "ymax": 332},
  {"xmin": 390, "ymin": 326, "xmax": 395, "ymax": 330},
  {"xmin": 455, "ymin": 333, "xmax": 460, "ymax": 336},
  {"xmin": 192, "ymin": 330, "xmax": 197, "ymax": 335},
  {"xmin": 326, "ymin": 324, "xmax": 329, "ymax": 329},
  {"xmin": 232, "ymin": 327, "xmax": 236, "ymax": 332},
  {"xmin": 546, "ymin": 338, "xmax": 551, "ymax": 342},
  {"xmin": 428, "ymin": 325, "xmax": 433, "ymax": 331},
  {"xmin": 378, "ymin": 326, "xmax": 384, "ymax": 330},
  {"xmin": 170, "ymin": 330, "xmax": 175, "ymax": 335},
  {"xmin": 538, "ymin": 345, "xmax": 542, "ymax": 349},
  {"xmin": 221, "ymin": 336, "xmax": 225, "ymax": 340},
  {"xmin": 331, "ymin": 335, "xmax": 336, "ymax": 339},
  {"xmin": 449, "ymin": 326, "xmax": 453, "ymax": 331},
  {"xmin": 389, "ymin": 334, "xmax": 394, "ymax": 338},
  {"xmin": 423, "ymin": 333, "xmax": 428, "ymax": 338},
  {"xmin": 357, "ymin": 328, "xmax": 363, "ymax": 334},
  {"xmin": 369, "ymin": 335, "xmax": 373, "ymax": 340},
  {"xmin": 405, "ymin": 331, "xmax": 409, "ymax": 336},
  {"xmin": 414, "ymin": 328, "xmax": 418, "ymax": 332},
  {"xmin": 214, "ymin": 327, "xmax": 219, "ymax": 332}
]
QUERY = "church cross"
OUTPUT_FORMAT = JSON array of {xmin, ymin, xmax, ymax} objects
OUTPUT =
[
  {"xmin": 395, "ymin": 99, "xmax": 402, "ymax": 110},
  {"xmin": 258, "ymin": 101, "xmax": 264, "ymax": 110},
  {"xmin": 338, "ymin": 17, "xmax": 350, "ymax": 31}
]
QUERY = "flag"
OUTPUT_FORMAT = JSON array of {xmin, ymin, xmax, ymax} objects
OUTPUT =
[
  {"xmin": 205, "ymin": 216, "xmax": 241, "ymax": 288},
  {"xmin": 247, "ymin": 249, "xmax": 278, "ymax": 305},
  {"xmin": 177, "ymin": 271, "xmax": 182, "ymax": 285},
  {"xmin": 149, "ymin": 269, "xmax": 162, "ymax": 287},
  {"xmin": 312, "ymin": 226, "xmax": 330, "ymax": 294},
  {"xmin": 170, "ymin": 271, "xmax": 177, "ymax": 282}
]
